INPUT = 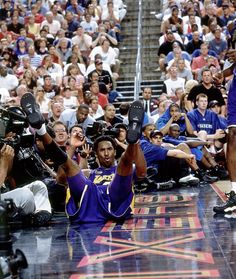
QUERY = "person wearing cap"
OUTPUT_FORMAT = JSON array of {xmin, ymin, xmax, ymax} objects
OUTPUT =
[
  {"xmin": 140, "ymin": 123, "xmax": 200, "ymax": 188},
  {"xmin": 219, "ymin": 3, "xmax": 235, "ymax": 27},
  {"xmin": 88, "ymin": 59, "xmax": 113, "ymax": 86},
  {"xmin": 164, "ymin": 123, "xmax": 228, "ymax": 180},
  {"xmin": 209, "ymin": 100, "xmax": 227, "ymax": 129}
]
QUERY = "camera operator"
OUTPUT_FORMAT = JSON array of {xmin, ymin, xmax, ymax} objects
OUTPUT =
[
  {"xmin": 96, "ymin": 103, "xmax": 123, "ymax": 127},
  {"xmin": 0, "ymin": 144, "xmax": 52, "ymax": 226}
]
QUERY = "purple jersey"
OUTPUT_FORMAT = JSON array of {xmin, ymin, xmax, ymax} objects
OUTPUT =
[
  {"xmin": 227, "ymin": 66, "xmax": 236, "ymax": 126},
  {"xmin": 65, "ymin": 166, "xmax": 134, "ymax": 223}
]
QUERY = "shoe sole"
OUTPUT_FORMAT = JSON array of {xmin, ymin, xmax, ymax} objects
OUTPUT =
[
  {"xmin": 21, "ymin": 93, "xmax": 44, "ymax": 128},
  {"xmin": 126, "ymin": 100, "xmax": 144, "ymax": 144},
  {"xmin": 179, "ymin": 180, "xmax": 199, "ymax": 186}
]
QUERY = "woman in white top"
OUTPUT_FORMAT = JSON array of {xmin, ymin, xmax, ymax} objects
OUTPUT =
[{"xmin": 35, "ymin": 87, "xmax": 51, "ymax": 118}]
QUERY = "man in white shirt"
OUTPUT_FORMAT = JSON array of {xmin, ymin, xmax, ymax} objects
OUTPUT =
[{"xmin": 41, "ymin": 11, "xmax": 61, "ymax": 37}]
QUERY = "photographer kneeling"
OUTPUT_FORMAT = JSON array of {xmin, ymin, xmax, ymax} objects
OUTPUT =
[{"xmin": 0, "ymin": 144, "xmax": 52, "ymax": 226}]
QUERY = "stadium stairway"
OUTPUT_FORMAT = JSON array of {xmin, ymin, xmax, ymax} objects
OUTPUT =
[{"xmin": 115, "ymin": 0, "xmax": 163, "ymax": 107}]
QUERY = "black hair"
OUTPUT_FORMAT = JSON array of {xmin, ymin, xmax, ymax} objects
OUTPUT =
[
  {"xmin": 93, "ymin": 135, "xmax": 117, "ymax": 152},
  {"xmin": 69, "ymin": 124, "xmax": 84, "ymax": 134}
]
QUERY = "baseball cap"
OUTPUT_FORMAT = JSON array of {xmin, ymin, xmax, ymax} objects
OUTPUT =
[
  {"xmin": 209, "ymin": 100, "xmax": 219, "ymax": 108},
  {"xmin": 95, "ymin": 59, "xmax": 103, "ymax": 65},
  {"xmin": 150, "ymin": 130, "xmax": 163, "ymax": 138}
]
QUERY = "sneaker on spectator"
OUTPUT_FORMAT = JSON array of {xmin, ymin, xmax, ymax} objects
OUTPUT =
[
  {"xmin": 208, "ymin": 165, "xmax": 229, "ymax": 180},
  {"xmin": 178, "ymin": 174, "xmax": 199, "ymax": 186},
  {"xmin": 213, "ymin": 191, "xmax": 236, "ymax": 213}
]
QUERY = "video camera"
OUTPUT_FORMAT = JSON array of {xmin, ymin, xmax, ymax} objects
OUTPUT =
[
  {"xmin": 0, "ymin": 106, "xmax": 34, "ymax": 151},
  {"xmin": 0, "ymin": 197, "xmax": 28, "ymax": 278},
  {"xmin": 86, "ymin": 121, "xmax": 120, "ymax": 141}
]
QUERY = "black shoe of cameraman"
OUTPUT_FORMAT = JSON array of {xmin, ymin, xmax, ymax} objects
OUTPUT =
[
  {"xmin": 23, "ymin": 210, "xmax": 52, "ymax": 227},
  {"xmin": 20, "ymin": 93, "xmax": 45, "ymax": 129}
]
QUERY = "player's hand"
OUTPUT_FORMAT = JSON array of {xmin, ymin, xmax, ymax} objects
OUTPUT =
[
  {"xmin": 70, "ymin": 131, "xmax": 86, "ymax": 147},
  {"xmin": 226, "ymin": 49, "xmax": 236, "ymax": 63}
]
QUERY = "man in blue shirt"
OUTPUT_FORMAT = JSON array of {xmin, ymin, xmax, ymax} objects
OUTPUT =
[
  {"xmin": 140, "ymin": 123, "xmax": 199, "ymax": 188},
  {"xmin": 187, "ymin": 93, "xmax": 226, "ymax": 153}
]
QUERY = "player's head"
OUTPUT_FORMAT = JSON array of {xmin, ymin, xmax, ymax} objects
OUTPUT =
[{"xmin": 93, "ymin": 135, "xmax": 117, "ymax": 168}]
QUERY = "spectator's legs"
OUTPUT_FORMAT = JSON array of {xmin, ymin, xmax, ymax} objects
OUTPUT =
[
  {"xmin": 2, "ymin": 188, "xmax": 35, "ymax": 215},
  {"xmin": 25, "ymin": 181, "xmax": 51, "ymax": 213}
]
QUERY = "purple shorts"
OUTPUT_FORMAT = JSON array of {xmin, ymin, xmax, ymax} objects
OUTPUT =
[
  {"xmin": 65, "ymin": 171, "xmax": 134, "ymax": 223},
  {"xmin": 228, "ymin": 68, "xmax": 236, "ymax": 127}
]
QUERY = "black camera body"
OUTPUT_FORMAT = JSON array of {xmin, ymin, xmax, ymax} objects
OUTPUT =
[{"xmin": 86, "ymin": 121, "xmax": 120, "ymax": 141}]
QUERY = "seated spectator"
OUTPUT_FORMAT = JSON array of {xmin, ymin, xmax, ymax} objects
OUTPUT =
[
  {"xmin": 219, "ymin": 3, "xmax": 235, "ymax": 27},
  {"xmin": 166, "ymin": 41, "xmax": 192, "ymax": 69},
  {"xmin": 35, "ymin": 86, "xmax": 50, "ymax": 117},
  {"xmin": 187, "ymin": 93, "xmax": 226, "ymax": 153},
  {"xmin": 208, "ymin": 100, "xmax": 227, "ymax": 129},
  {"xmin": 48, "ymin": 99, "xmax": 64, "ymax": 124},
  {"xmin": 42, "ymin": 54, "xmax": 63, "ymax": 85},
  {"xmin": 164, "ymin": 123, "xmax": 228, "ymax": 179},
  {"xmin": 161, "ymin": 5, "xmax": 183, "ymax": 37},
  {"xmin": 40, "ymin": 11, "xmax": 61, "ymax": 37},
  {"xmin": 185, "ymin": 31, "xmax": 203, "ymax": 54},
  {"xmin": 205, "ymin": 20, "xmax": 226, "ymax": 43},
  {"xmin": 7, "ymin": 15, "xmax": 24, "ymax": 36},
  {"xmin": 162, "ymin": 64, "xmax": 185, "ymax": 98},
  {"xmin": 208, "ymin": 26, "xmax": 228, "ymax": 62},
  {"xmin": 176, "ymin": 58, "xmax": 193, "ymax": 81},
  {"xmin": 55, "ymin": 37, "xmax": 72, "ymax": 63},
  {"xmin": 140, "ymin": 123, "xmax": 199, "ymax": 187},
  {"xmin": 89, "ymin": 38, "xmax": 120, "ymax": 76},
  {"xmin": 59, "ymin": 103, "xmax": 95, "ymax": 130},
  {"xmin": 71, "ymin": 26, "xmax": 92, "ymax": 58},
  {"xmin": 191, "ymin": 43, "xmax": 220, "ymax": 79},
  {"xmin": 89, "ymin": 80, "xmax": 108, "ymax": 108},
  {"xmin": 61, "ymin": 87, "xmax": 79, "ymax": 109},
  {"xmin": 96, "ymin": 103, "xmax": 123, "ymax": 126},
  {"xmin": 80, "ymin": 13, "xmax": 98, "ymax": 37},
  {"xmin": 88, "ymin": 95, "xmax": 104, "ymax": 119},
  {"xmin": 201, "ymin": 4, "xmax": 222, "ymax": 31},
  {"xmin": 187, "ymin": 68, "xmax": 225, "ymax": 114},
  {"xmin": 42, "ymin": 74, "xmax": 61, "ymax": 100},
  {"xmin": 92, "ymin": 22, "xmax": 118, "ymax": 48},
  {"xmin": 156, "ymin": 103, "xmax": 194, "ymax": 136}
]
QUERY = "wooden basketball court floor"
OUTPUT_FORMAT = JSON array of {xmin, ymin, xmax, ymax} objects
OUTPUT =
[{"xmin": 11, "ymin": 180, "xmax": 236, "ymax": 279}]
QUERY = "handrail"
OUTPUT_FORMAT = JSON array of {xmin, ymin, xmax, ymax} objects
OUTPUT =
[{"xmin": 134, "ymin": 0, "xmax": 142, "ymax": 100}]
